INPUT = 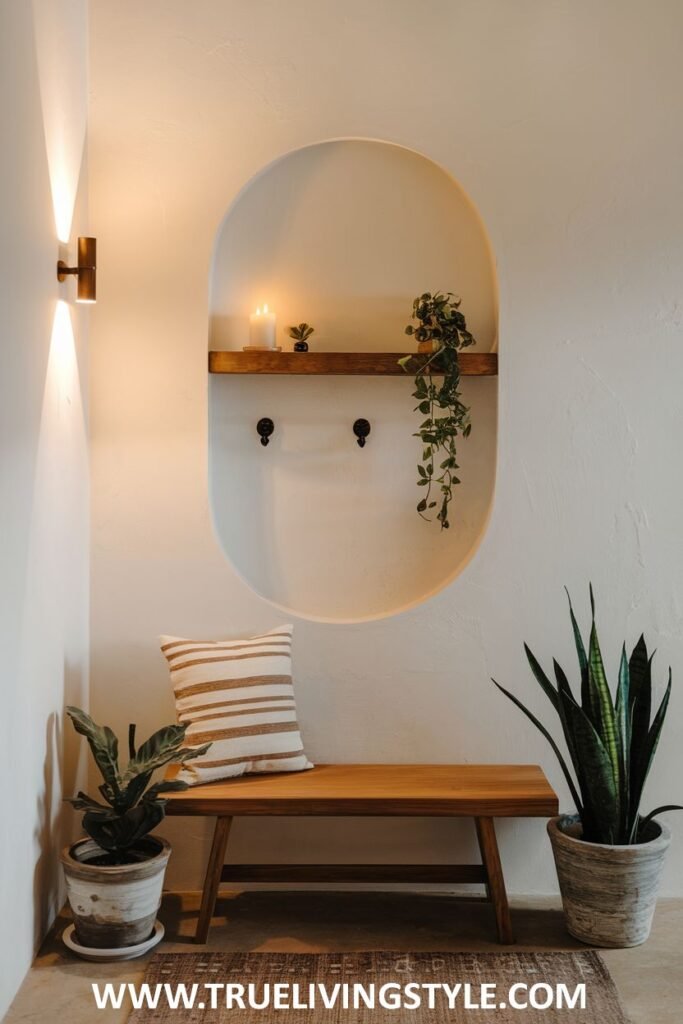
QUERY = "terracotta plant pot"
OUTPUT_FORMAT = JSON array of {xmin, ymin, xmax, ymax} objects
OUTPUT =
[
  {"xmin": 547, "ymin": 814, "xmax": 670, "ymax": 947},
  {"xmin": 417, "ymin": 340, "xmax": 441, "ymax": 354},
  {"xmin": 61, "ymin": 836, "xmax": 171, "ymax": 948}
]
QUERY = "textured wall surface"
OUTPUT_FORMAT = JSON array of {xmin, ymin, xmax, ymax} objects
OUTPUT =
[
  {"xmin": 0, "ymin": 1, "xmax": 89, "ymax": 1014},
  {"xmin": 89, "ymin": 0, "xmax": 683, "ymax": 896}
]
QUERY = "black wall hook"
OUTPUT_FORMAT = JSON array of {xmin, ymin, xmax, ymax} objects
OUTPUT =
[
  {"xmin": 353, "ymin": 418, "xmax": 371, "ymax": 448},
  {"xmin": 257, "ymin": 418, "xmax": 274, "ymax": 446}
]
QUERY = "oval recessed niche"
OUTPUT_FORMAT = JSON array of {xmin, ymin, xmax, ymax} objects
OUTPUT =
[{"xmin": 209, "ymin": 139, "xmax": 498, "ymax": 622}]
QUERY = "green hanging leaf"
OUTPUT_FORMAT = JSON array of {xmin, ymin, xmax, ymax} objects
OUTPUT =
[{"xmin": 403, "ymin": 291, "xmax": 474, "ymax": 529}]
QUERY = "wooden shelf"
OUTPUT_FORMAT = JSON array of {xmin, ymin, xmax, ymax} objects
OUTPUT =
[{"xmin": 209, "ymin": 351, "xmax": 498, "ymax": 376}]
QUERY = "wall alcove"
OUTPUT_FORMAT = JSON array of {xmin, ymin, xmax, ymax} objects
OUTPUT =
[{"xmin": 208, "ymin": 139, "xmax": 498, "ymax": 622}]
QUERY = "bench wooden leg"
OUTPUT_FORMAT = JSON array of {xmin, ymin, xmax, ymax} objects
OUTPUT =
[
  {"xmin": 196, "ymin": 816, "xmax": 232, "ymax": 944},
  {"xmin": 475, "ymin": 816, "xmax": 514, "ymax": 945}
]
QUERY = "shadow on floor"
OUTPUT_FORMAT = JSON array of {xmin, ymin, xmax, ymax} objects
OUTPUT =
[
  {"xmin": 41, "ymin": 889, "xmax": 585, "ymax": 959},
  {"xmin": 12, "ymin": 895, "xmax": 682, "ymax": 1024}
]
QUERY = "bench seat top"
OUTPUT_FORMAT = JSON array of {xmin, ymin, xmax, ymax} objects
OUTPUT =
[{"xmin": 163, "ymin": 763, "xmax": 558, "ymax": 817}]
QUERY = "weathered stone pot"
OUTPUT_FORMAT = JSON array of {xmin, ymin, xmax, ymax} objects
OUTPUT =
[
  {"xmin": 61, "ymin": 836, "xmax": 171, "ymax": 948},
  {"xmin": 548, "ymin": 814, "xmax": 670, "ymax": 947}
]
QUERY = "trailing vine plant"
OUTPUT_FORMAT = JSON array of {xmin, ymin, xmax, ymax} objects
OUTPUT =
[{"xmin": 398, "ymin": 292, "xmax": 475, "ymax": 529}]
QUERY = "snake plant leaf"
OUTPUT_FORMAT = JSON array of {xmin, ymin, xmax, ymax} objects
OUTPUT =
[
  {"xmin": 552, "ymin": 659, "xmax": 575, "ymax": 703},
  {"xmin": 565, "ymin": 588, "xmax": 590, "ymax": 714},
  {"xmin": 492, "ymin": 678, "xmax": 583, "ymax": 816},
  {"xmin": 561, "ymin": 693, "xmax": 619, "ymax": 844},
  {"xmin": 493, "ymin": 590, "xmax": 678, "ymax": 846},
  {"xmin": 630, "ymin": 670, "xmax": 672, "ymax": 835},
  {"xmin": 615, "ymin": 645, "xmax": 630, "ymax": 740},
  {"xmin": 66, "ymin": 706, "xmax": 120, "ymax": 796},
  {"xmin": 552, "ymin": 659, "xmax": 582, "ymax": 784},
  {"xmin": 629, "ymin": 635, "xmax": 652, "ymax": 773},
  {"xmin": 587, "ymin": 613, "xmax": 621, "ymax": 794},
  {"xmin": 639, "ymin": 804, "xmax": 683, "ymax": 832},
  {"xmin": 524, "ymin": 644, "xmax": 560, "ymax": 711},
  {"xmin": 615, "ymin": 645, "xmax": 631, "ymax": 834}
]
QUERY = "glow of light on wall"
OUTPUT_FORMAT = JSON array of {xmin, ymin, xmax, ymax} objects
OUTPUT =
[
  {"xmin": 50, "ymin": 159, "xmax": 80, "ymax": 245},
  {"xmin": 49, "ymin": 300, "xmax": 79, "ymax": 403},
  {"xmin": 32, "ymin": 0, "xmax": 88, "ymax": 242}
]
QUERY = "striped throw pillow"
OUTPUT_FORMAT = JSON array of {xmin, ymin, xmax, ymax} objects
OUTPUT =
[{"xmin": 160, "ymin": 625, "xmax": 313, "ymax": 784}]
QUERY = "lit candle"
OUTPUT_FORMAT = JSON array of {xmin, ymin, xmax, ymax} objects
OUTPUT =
[{"xmin": 249, "ymin": 304, "xmax": 276, "ymax": 349}]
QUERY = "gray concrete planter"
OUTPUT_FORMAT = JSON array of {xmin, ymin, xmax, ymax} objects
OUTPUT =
[
  {"xmin": 61, "ymin": 836, "xmax": 171, "ymax": 948},
  {"xmin": 548, "ymin": 814, "xmax": 670, "ymax": 947}
]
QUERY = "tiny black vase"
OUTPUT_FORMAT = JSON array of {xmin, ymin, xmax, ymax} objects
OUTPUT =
[{"xmin": 293, "ymin": 340, "xmax": 309, "ymax": 352}]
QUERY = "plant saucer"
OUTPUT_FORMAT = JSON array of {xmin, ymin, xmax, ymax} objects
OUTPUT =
[{"xmin": 62, "ymin": 919, "xmax": 164, "ymax": 961}]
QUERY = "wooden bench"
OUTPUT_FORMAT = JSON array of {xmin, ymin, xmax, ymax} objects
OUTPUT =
[{"xmin": 164, "ymin": 763, "xmax": 558, "ymax": 945}]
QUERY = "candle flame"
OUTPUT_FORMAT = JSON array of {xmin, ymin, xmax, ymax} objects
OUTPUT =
[{"xmin": 263, "ymin": 303, "xmax": 269, "ymax": 314}]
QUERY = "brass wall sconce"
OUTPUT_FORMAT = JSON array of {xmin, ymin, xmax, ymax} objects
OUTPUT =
[{"xmin": 57, "ymin": 236, "xmax": 96, "ymax": 303}]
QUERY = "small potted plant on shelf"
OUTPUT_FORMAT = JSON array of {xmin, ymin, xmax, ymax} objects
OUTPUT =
[
  {"xmin": 398, "ymin": 292, "xmax": 476, "ymax": 530},
  {"xmin": 289, "ymin": 322, "xmax": 315, "ymax": 351},
  {"xmin": 492, "ymin": 588, "xmax": 681, "ymax": 947},
  {"xmin": 61, "ymin": 707, "xmax": 209, "ymax": 956}
]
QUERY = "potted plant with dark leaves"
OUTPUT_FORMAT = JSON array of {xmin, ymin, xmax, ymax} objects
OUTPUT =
[
  {"xmin": 398, "ymin": 292, "xmax": 475, "ymax": 529},
  {"xmin": 288, "ymin": 322, "xmax": 314, "ymax": 352},
  {"xmin": 61, "ymin": 707, "xmax": 209, "ymax": 955},
  {"xmin": 493, "ymin": 588, "xmax": 681, "ymax": 947}
]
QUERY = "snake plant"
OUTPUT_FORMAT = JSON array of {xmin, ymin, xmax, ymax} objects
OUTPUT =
[
  {"xmin": 66, "ymin": 707, "xmax": 210, "ymax": 857},
  {"xmin": 493, "ymin": 588, "xmax": 681, "ymax": 844}
]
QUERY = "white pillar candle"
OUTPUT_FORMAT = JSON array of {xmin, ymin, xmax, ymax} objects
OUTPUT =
[{"xmin": 249, "ymin": 304, "xmax": 276, "ymax": 348}]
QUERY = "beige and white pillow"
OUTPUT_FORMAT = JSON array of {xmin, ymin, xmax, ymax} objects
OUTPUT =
[{"xmin": 160, "ymin": 625, "xmax": 313, "ymax": 785}]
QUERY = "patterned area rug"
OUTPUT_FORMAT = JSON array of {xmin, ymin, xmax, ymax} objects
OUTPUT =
[{"xmin": 128, "ymin": 951, "xmax": 627, "ymax": 1022}]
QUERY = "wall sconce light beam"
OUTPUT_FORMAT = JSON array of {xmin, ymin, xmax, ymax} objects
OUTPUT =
[{"xmin": 57, "ymin": 236, "xmax": 96, "ymax": 303}]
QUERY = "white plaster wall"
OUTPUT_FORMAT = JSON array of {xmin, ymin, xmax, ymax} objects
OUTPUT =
[
  {"xmin": 89, "ymin": 0, "xmax": 683, "ymax": 897},
  {"xmin": 0, "ymin": 1, "xmax": 89, "ymax": 1014},
  {"xmin": 209, "ymin": 140, "xmax": 497, "ymax": 620}
]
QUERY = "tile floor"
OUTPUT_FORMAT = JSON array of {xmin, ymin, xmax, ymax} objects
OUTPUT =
[{"xmin": 6, "ymin": 891, "xmax": 682, "ymax": 1022}]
